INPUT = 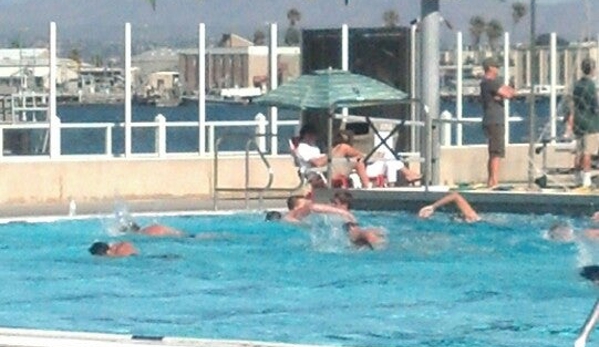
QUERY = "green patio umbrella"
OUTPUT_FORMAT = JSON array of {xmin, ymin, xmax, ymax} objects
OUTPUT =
[
  {"xmin": 253, "ymin": 68, "xmax": 408, "ymax": 111},
  {"xmin": 254, "ymin": 68, "xmax": 409, "ymax": 188}
]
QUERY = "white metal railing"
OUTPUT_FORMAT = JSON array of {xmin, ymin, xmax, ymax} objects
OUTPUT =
[
  {"xmin": 440, "ymin": 30, "xmax": 578, "ymax": 147},
  {"xmin": 0, "ymin": 116, "xmax": 300, "ymax": 159}
]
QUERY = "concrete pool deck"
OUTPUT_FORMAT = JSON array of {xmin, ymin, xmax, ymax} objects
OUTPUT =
[
  {"xmin": 0, "ymin": 327, "xmax": 328, "ymax": 347},
  {"xmin": 0, "ymin": 184, "xmax": 598, "ymax": 220}
]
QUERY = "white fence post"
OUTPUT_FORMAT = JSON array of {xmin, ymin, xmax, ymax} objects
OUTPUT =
[
  {"xmin": 456, "ymin": 31, "xmax": 463, "ymax": 146},
  {"xmin": 49, "ymin": 22, "xmax": 60, "ymax": 158},
  {"xmin": 550, "ymin": 32, "xmax": 557, "ymax": 142},
  {"xmin": 440, "ymin": 110, "xmax": 452, "ymax": 146},
  {"xmin": 106, "ymin": 126, "xmax": 112, "ymax": 156},
  {"xmin": 269, "ymin": 23, "xmax": 278, "ymax": 155},
  {"xmin": 155, "ymin": 114, "xmax": 166, "ymax": 157},
  {"xmin": 503, "ymin": 32, "xmax": 510, "ymax": 145},
  {"xmin": 255, "ymin": 113, "xmax": 267, "ymax": 152},
  {"xmin": 124, "ymin": 23, "xmax": 132, "ymax": 157},
  {"xmin": 198, "ymin": 23, "xmax": 206, "ymax": 156}
]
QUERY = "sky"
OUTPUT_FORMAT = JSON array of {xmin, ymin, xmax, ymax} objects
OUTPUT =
[{"xmin": 0, "ymin": 0, "xmax": 593, "ymax": 49}]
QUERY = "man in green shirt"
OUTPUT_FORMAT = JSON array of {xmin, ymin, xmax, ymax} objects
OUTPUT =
[{"xmin": 573, "ymin": 58, "xmax": 599, "ymax": 187}]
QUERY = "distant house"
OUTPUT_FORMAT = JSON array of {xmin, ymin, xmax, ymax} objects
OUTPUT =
[
  {"xmin": 179, "ymin": 33, "xmax": 301, "ymax": 95},
  {"xmin": 0, "ymin": 48, "xmax": 81, "ymax": 93}
]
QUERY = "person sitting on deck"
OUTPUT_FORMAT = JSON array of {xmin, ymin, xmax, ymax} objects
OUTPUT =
[
  {"xmin": 332, "ymin": 130, "xmax": 421, "ymax": 187},
  {"xmin": 88, "ymin": 241, "xmax": 138, "ymax": 257},
  {"xmin": 418, "ymin": 192, "xmax": 481, "ymax": 223},
  {"xmin": 293, "ymin": 124, "xmax": 370, "ymax": 188}
]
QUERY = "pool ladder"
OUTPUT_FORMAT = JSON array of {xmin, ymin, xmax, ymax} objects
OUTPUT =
[{"xmin": 212, "ymin": 134, "xmax": 303, "ymax": 210}]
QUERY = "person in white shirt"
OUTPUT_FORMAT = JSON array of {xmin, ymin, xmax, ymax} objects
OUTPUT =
[{"xmin": 294, "ymin": 124, "xmax": 370, "ymax": 188}]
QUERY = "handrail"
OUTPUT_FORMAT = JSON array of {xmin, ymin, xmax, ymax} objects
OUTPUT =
[{"xmin": 212, "ymin": 134, "xmax": 274, "ymax": 211}]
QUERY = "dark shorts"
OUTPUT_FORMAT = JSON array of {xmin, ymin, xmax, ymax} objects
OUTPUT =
[{"xmin": 482, "ymin": 123, "xmax": 505, "ymax": 158}]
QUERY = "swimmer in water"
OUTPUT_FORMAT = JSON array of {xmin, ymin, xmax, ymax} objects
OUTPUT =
[
  {"xmin": 418, "ymin": 192, "xmax": 481, "ymax": 223},
  {"xmin": 545, "ymin": 222, "xmax": 599, "ymax": 243},
  {"xmin": 119, "ymin": 220, "xmax": 186, "ymax": 237},
  {"xmin": 283, "ymin": 195, "xmax": 356, "ymax": 224},
  {"xmin": 343, "ymin": 222, "xmax": 386, "ymax": 250},
  {"xmin": 575, "ymin": 265, "xmax": 599, "ymax": 347},
  {"xmin": 88, "ymin": 241, "xmax": 138, "ymax": 257}
]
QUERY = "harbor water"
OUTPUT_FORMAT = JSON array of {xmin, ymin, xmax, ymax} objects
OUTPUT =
[{"xmin": 50, "ymin": 98, "xmax": 560, "ymax": 156}]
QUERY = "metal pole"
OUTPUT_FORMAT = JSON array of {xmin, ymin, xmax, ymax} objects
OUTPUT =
[
  {"xmin": 456, "ymin": 31, "xmax": 463, "ymax": 146},
  {"xmin": 124, "ymin": 23, "xmax": 132, "ymax": 157},
  {"xmin": 410, "ymin": 24, "xmax": 417, "ymax": 152},
  {"xmin": 341, "ymin": 24, "xmax": 349, "ymax": 127},
  {"xmin": 199, "ymin": 23, "xmax": 206, "ymax": 155},
  {"xmin": 527, "ymin": 0, "xmax": 537, "ymax": 188},
  {"xmin": 421, "ymin": 0, "xmax": 440, "ymax": 185},
  {"xmin": 550, "ymin": 32, "xmax": 557, "ymax": 142},
  {"xmin": 503, "ymin": 32, "xmax": 510, "ymax": 145},
  {"xmin": 269, "ymin": 23, "xmax": 278, "ymax": 155}
]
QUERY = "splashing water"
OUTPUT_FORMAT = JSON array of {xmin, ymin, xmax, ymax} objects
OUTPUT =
[{"xmin": 105, "ymin": 200, "xmax": 136, "ymax": 237}]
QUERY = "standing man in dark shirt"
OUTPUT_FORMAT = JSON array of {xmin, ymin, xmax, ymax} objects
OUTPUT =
[
  {"xmin": 573, "ymin": 58, "xmax": 599, "ymax": 188},
  {"xmin": 479, "ymin": 57, "xmax": 515, "ymax": 188}
]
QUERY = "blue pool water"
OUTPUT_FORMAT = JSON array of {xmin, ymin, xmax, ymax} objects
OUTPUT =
[{"xmin": 0, "ymin": 209, "xmax": 597, "ymax": 347}]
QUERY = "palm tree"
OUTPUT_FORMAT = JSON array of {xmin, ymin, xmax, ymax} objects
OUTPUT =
[
  {"xmin": 10, "ymin": 39, "xmax": 22, "ymax": 48},
  {"xmin": 511, "ymin": 2, "xmax": 527, "ymax": 36},
  {"xmin": 253, "ymin": 30, "xmax": 266, "ymax": 45},
  {"xmin": 284, "ymin": 8, "xmax": 302, "ymax": 46},
  {"xmin": 68, "ymin": 49, "xmax": 81, "ymax": 65},
  {"xmin": 382, "ymin": 9, "xmax": 399, "ymax": 28},
  {"xmin": 286, "ymin": 8, "xmax": 301, "ymax": 26},
  {"xmin": 469, "ymin": 16, "xmax": 486, "ymax": 49},
  {"xmin": 146, "ymin": 0, "xmax": 156, "ymax": 10},
  {"xmin": 486, "ymin": 19, "xmax": 504, "ymax": 51}
]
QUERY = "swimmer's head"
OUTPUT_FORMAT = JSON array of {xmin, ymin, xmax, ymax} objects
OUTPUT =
[
  {"xmin": 265, "ymin": 211, "xmax": 282, "ymax": 221},
  {"xmin": 547, "ymin": 222, "xmax": 575, "ymax": 242},
  {"xmin": 118, "ymin": 221, "xmax": 141, "ymax": 233},
  {"xmin": 331, "ymin": 191, "xmax": 353, "ymax": 210},
  {"xmin": 342, "ymin": 221, "xmax": 359, "ymax": 232},
  {"xmin": 287, "ymin": 195, "xmax": 308, "ymax": 211},
  {"xmin": 88, "ymin": 241, "xmax": 110, "ymax": 256},
  {"xmin": 581, "ymin": 265, "xmax": 599, "ymax": 284}
]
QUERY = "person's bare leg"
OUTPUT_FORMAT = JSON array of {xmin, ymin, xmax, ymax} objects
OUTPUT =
[
  {"xmin": 575, "ymin": 298, "xmax": 599, "ymax": 347},
  {"xmin": 581, "ymin": 154, "xmax": 592, "ymax": 187},
  {"xmin": 354, "ymin": 161, "xmax": 370, "ymax": 187},
  {"xmin": 400, "ymin": 167, "xmax": 421, "ymax": 182},
  {"xmin": 487, "ymin": 156, "xmax": 500, "ymax": 188}
]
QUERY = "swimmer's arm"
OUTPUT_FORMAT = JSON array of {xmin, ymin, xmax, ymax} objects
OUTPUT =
[
  {"xmin": 419, "ymin": 192, "xmax": 479, "ymax": 222},
  {"xmin": 310, "ymin": 203, "xmax": 356, "ymax": 222},
  {"xmin": 584, "ymin": 229, "xmax": 599, "ymax": 240}
]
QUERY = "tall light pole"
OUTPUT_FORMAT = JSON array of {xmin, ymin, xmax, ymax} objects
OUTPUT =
[{"xmin": 527, "ymin": 0, "xmax": 536, "ymax": 188}]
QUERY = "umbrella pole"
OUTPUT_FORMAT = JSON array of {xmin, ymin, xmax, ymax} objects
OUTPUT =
[{"xmin": 327, "ymin": 111, "xmax": 333, "ymax": 189}]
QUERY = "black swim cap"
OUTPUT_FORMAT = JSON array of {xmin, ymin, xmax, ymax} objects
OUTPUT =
[
  {"xmin": 89, "ymin": 242, "xmax": 110, "ymax": 256},
  {"xmin": 581, "ymin": 265, "xmax": 599, "ymax": 283},
  {"xmin": 265, "ymin": 211, "xmax": 282, "ymax": 221}
]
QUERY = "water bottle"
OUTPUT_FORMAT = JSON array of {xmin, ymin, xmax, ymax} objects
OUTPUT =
[{"xmin": 68, "ymin": 199, "xmax": 77, "ymax": 216}]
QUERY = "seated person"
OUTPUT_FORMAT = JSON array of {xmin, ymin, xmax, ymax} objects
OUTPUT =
[
  {"xmin": 343, "ymin": 221, "xmax": 387, "ymax": 250},
  {"xmin": 418, "ymin": 192, "xmax": 481, "ymax": 223},
  {"xmin": 332, "ymin": 130, "xmax": 421, "ymax": 187},
  {"xmin": 284, "ymin": 195, "xmax": 356, "ymax": 224},
  {"xmin": 88, "ymin": 241, "xmax": 138, "ymax": 257},
  {"xmin": 294, "ymin": 124, "xmax": 370, "ymax": 188}
]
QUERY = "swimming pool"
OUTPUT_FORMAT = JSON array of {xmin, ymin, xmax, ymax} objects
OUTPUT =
[{"xmin": 0, "ymin": 209, "xmax": 596, "ymax": 347}]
